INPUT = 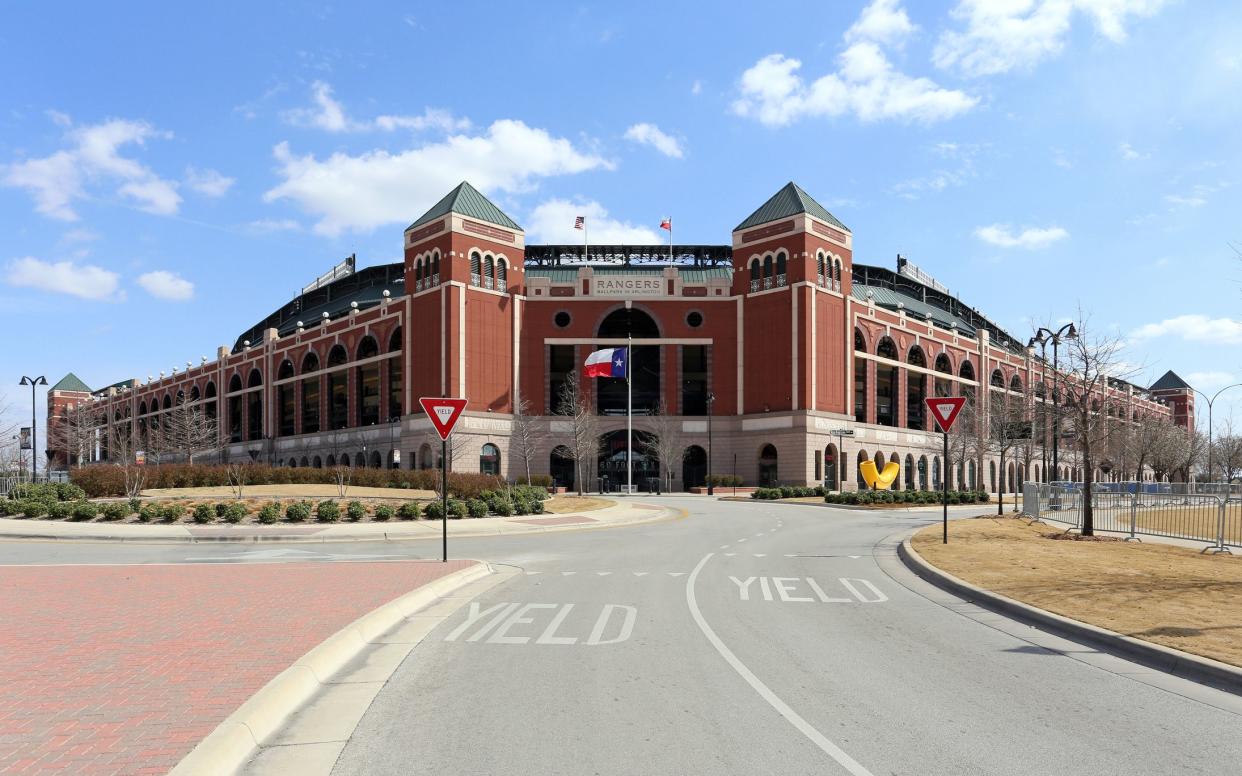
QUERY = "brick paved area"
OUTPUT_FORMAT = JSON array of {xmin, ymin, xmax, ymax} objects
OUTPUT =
[{"xmin": 0, "ymin": 559, "xmax": 474, "ymax": 775}]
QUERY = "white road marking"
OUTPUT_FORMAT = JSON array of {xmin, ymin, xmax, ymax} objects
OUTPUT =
[
  {"xmin": 754, "ymin": 533, "xmax": 765, "ymax": 537},
  {"xmin": 667, "ymin": 572, "xmax": 686, "ymax": 577},
  {"xmin": 737, "ymin": 538, "xmax": 748, "ymax": 543},
  {"xmin": 686, "ymin": 554, "xmax": 875, "ymax": 776},
  {"xmin": 595, "ymin": 571, "xmax": 612, "ymax": 576},
  {"xmin": 849, "ymin": 555, "xmax": 861, "ymax": 559},
  {"xmin": 633, "ymin": 572, "xmax": 649, "ymax": 577},
  {"xmin": 752, "ymin": 553, "xmax": 767, "ymax": 558},
  {"xmin": 840, "ymin": 578, "xmax": 888, "ymax": 603},
  {"xmin": 784, "ymin": 554, "xmax": 797, "ymax": 558},
  {"xmin": 524, "ymin": 571, "xmax": 542, "ymax": 575},
  {"xmin": 719, "ymin": 545, "xmax": 731, "ymax": 550},
  {"xmin": 723, "ymin": 553, "xmax": 737, "ymax": 557},
  {"xmin": 535, "ymin": 604, "xmax": 578, "ymax": 645},
  {"xmin": 586, "ymin": 604, "xmax": 637, "ymax": 645},
  {"xmin": 489, "ymin": 603, "xmax": 557, "ymax": 645},
  {"xmin": 447, "ymin": 603, "xmax": 636, "ymax": 646},
  {"xmin": 561, "ymin": 571, "xmax": 577, "ymax": 576}
]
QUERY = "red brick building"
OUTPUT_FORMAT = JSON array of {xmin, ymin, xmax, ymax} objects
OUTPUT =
[{"xmin": 48, "ymin": 182, "xmax": 1192, "ymax": 491}]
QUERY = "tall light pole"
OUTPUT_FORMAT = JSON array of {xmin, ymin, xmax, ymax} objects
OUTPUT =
[
  {"xmin": 1190, "ymin": 382, "xmax": 1242, "ymax": 483},
  {"xmin": 706, "ymin": 391, "xmax": 715, "ymax": 495},
  {"xmin": 1026, "ymin": 335, "xmax": 1049, "ymax": 483},
  {"xmin": 1030, "ymin": 323, "xmax": 1076, "ymax": 482},
  {"xmin": 18, "ymin": 376, "xmax": 47, "ymax": 481}
]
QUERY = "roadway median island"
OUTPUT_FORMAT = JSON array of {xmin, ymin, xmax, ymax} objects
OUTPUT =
[{"xmin": 909, "ymin": 516, "xmax": 1242, "ymax": 669}]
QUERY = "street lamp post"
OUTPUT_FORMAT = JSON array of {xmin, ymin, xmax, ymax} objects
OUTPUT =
[
  {"xmin": 18, "ymin": 376, "xmax": 47, "ymax": 482},
  {"xmin": 1190, "ymin": 383, "xmax": 1242, "ymax": 485},
  {"xmin": 1026, "ymin": 336, "xmax": 1049, "ymax": 483},
  {"xmin": 706, "ymin": 392, "xmax": 715, "ymax": 495},
  {"xmin": 1029, "ymin": 324, "xmax": 1076, "ymax": 483}
]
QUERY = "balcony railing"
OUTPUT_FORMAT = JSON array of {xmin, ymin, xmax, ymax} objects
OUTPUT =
[{"xmin": 750, "ymin": 279, "xmax": 760, "ymax": 292}]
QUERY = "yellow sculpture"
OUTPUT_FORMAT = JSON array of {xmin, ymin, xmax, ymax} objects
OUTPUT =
[{"xmin": 860, "ymin": 460, "xmax": 900, "ymax": 490}]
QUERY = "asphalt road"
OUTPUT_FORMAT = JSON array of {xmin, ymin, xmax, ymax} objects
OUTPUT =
[{"xmin": 6, "ymin": 497, "xmax": 1242, "ymax": 775}]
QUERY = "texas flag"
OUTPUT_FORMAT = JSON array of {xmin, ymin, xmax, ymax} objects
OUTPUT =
[{"xmin": 584, "ymin": 347, "xmax": 628, "ymax": 378}]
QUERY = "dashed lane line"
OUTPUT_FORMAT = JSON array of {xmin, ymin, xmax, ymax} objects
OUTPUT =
[{"xmin": 685, "ymin": 553, "xmax": 875, "ymax": 776}]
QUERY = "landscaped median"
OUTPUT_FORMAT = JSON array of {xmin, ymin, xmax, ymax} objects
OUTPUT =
[{"xmin": 906, "ymin": 516, "xmax": 1242, "ymax": 674}]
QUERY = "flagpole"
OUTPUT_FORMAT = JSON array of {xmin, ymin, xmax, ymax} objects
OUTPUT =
[
  {"xmin": 584, "ymin": 220, "xmax": 589, "ymax": 262},
  {"xmin": 626, "ymin": 334, "xmax": 633, "ymax": 495}
]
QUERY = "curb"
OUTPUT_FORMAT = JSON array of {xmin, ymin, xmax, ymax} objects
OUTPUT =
[
  {"xmin": 897, "ymin": 537, "xmax": 1242, "ymax": 696},
  {"xmin": 0, "ymin": 506, "xmax": 682, "ymax": 545},
  {"xmin": 168, "ymin": 562, "xmax": 493, "ymax": 776},
  {"xmin": 716, "ymin": 497, "xmax": 996, "ymax": 513}
]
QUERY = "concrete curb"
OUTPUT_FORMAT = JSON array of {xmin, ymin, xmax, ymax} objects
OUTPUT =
[
  {"xmin": 0, "ymin": 505, "xmax": 681, "ymax": 545},
  {"xmin": 168, "ymin": 562, "xmax": 493, "ymax": 776},
  {"xmin": 897, "ymin": 537, "xmax": 1242, "ymax": 696},
  {"xmin": 717, "ymin": 497, "xmax": 995, "ymax": 513}
]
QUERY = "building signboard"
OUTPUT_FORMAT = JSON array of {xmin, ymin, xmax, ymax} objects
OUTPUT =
[{"xmin": 592, "ymin": 275, "xmax": 664, "ymax": 297}]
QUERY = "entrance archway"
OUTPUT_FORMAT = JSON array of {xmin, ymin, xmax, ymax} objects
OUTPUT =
[
  {"xmin": 598, "ymin": 430, "xmax": 658, "ymax": 490},
  {"xmin": 824, "ymin": 444, "xmax": 838, "ymax": 491},
  {"xmin": 758, "ymin": 444, "xmax": 779, "ymax": 487},
  {"xmin": 550, "ymin": 445, "xmax": 575, "ymax": 490},
  {"xmin": 682, "ymin": 445, "xmax": 706, "ymax": 489},
  {"xmin": 596, "ymin": 308, "xmax": 661, "ymax": 415}
]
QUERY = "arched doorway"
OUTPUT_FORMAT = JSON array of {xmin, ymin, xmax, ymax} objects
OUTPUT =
[
  {"xmin": 856, "ymin": 449, "xmax": 869, "ymax": 489},
  {"xmin": 758, "ymin": 444, "xmax": 779, "ymax": 487},
  {"xmin": 824, "ymin": 444, "xmax": 839, "ymax": 491},
  {"xmin": 480, "ymin": 443, "xmax": 501, "ymax": 476},
  {"xmin": 419, "ymin": 443, "xmax": 433, "ymax": 470},
  {"xmin": 550, "ymin": 445, "xmax": 575, "ymax": 490},
  {"xmin": 904, "ymin": 454, "xmax": 915, "ymax": 490},
  {"xmin": 683, "ymin": 445, "xmax": 706, "ymax": 489},
  {"xmin": 598, "ymin": 430, "xmax": 658, "ymax": 490},
  {"xmin": 596, "ymin": 308, "xmax": 661, "ymax": 415}
]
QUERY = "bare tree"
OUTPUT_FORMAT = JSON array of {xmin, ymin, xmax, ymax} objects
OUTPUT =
[
  {"xmin": 226, "ymin": 461, "xmax": 249, "ymax": 500},
  {"xmin": 983, "ymin": 388, "xmax": 1031, "ymax": 514},
  {"xmin": 509, "ymin": 396, "xmax": 544, "ymax": 484},
  {"xmin": 642, "ymin": 401, "xmax": 686, "ymax": 493},
  {"xmin": 162, "ymin": 395, "xmax": 219, "ymax": 464},
  {"xmin": 1059, "ymin": 314, "xmax": 1135, "ymax": 535},
  {"xmin": 104, "ymin": 422, "xmax": 148, "ymax": 499},
  {"xmin": 556, "ymin": 370, "xmax": 600, "ymax": 496},
  {"xmin": 46, "ymin": 401, "xmax": 103, "ymax": 469},
  {"xmin": 1210, "ymin": 418, "xmax": 1242, "ymax": 483}
]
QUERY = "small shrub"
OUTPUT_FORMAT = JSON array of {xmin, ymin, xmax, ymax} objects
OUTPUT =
[
  {"xmin": 492, "ymin": 498, "xmax": 513, "ymax": 517},
  {"xmin": 71, "ymin": 501, "xmax": 98, "ymax": 521},
  {"xmin": 128, "ymin": 497, "xmax": 142, "ymax": 514},
  {"xmin": 374, "ymin": 503, "xmax": 394, "ymax": 521},
  {"xmin": 447, "ymin": 499, "xmax": 467, "ymax": 519},
  {"xmin": 513, "ymin": 498, "xmax": 532, "ymax": 516},
  {"xmin": 397, "ymin": 501, "xmax": 420, "ymax": 520},
  {"xmin": 286, "ymin": 501, "xmax": 312, "ymax": 522},
  {"xmin": 467, "ymin": 499, "xmax": 488, "ymax": 518},
  {"xmin": 192, "ymin": 503, "xmax": 214, "ymax": 524},
  {"xmin": 346, "ymin": 500, "xmax": 366, "ymax": 522},
  {"xmin": 137, "ymin": 503, "xmax": 159, "ymax": 522},
  {"xmin": 215, "ymin": 502, "xmax": 229, "ymax": 517},
  {"xmin": 57, "ymin": 483, "xmax": 87, "ymax": 502},
  {"xmin": 21, "ymin": 500, "xmax": 49, "ymax": 518},
  {"xmin": 424, "ymin": 501, "xmax": 445, "ymax": 520},
  {"xmin": 160, "ymin": 503, "xmax": 186, "ymax": 522},
  {"xmin": 102, "ymin": 502, "xmax": 129, "ymax": 521},
  {"xmin": 256, "ymin": 503, "xmax": 279, "ymax": 524},
  {"xmin": 48, "ymin": 501, "xmax": 72, "ymax": 519},
  {"xmin": 0, "ymin": 500, "xmax": 12, "ymax": 517},
  {"xmin": 316, "ymin": 500, "xmax": 340, "ymax": 523}
]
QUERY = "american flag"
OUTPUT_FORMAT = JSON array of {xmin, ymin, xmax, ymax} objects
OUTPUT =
[{"xmin": 574, "ymin": 216, "xmax": 585, "ymax": 230}]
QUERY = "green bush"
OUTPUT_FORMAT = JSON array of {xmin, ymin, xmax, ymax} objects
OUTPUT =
[
  {"xmin": 192, "ymin": 503, "xmax": 214, "ymax": 524},
  {"xmin": 467, "ymin": 498, "xmax": 488, "ymax": 518},
  {"xmin": 72, "ymin": 501, "xmax": 99, "ymax": 521},
  {"xmin": 128, "ymin": 497, "xmax": 142, "ymax": 514},
  {"xmin": 0, "ymin": 500, "xmax": 12, "ymax": 516},
  {"xmin": 424, "ymin": 501, "xmax": 445, "ymax": 520},
  {"xmin": 346, "ymin": 500, "xmax": 366, "ymax": 522},
  {"xmin": 286, "ymin": 501, "xmax": 312, "ymax": 522},
  {"xmin": 137, "ymin": 503, "xmax": 159, "ymax": 522},
  {"xmin": 256, "ymin": 502, "xmax": 279, "ymax": 524},
  {"xmin": 215, "ymin": 502, "xmax": 229, "ymax": 517},
  {"xmin": 374, "ymin": 503, "xmax": 394, "ymax": 521},
  {"xmin": 397, "ymin": 501, "xmax": 420, "ymax": 520},
  {"xmin": 493, "ymin": 498, "xmax": 514, "ymax": 517},
  {"xmin": 20, "ymin": 500, "xmax": 49, "ymax": 518},
  {"xmin": 57, "ymin": 483, "xmax": 87, "ymax": 501},
  {"xmin": 48, "ymin": 501, "xmax": 72, "ymax": 519},
  {"xmin": 447, "ymin": 499, "xmax": 467, "ymax": 519},
  {"xmin": 516, "ymin": 474, "xmax": 554, "ymax": 488},
  {"xmin": 316, "ymin": 500, "xmax": 340, "ymax": 523},
  {"xmin": 160, "ymin": 503, "xmax": 186, "ymax": 522},
  {"xmin": 101, "ymin": 502, "xmax": 129, "ymax": 521}
]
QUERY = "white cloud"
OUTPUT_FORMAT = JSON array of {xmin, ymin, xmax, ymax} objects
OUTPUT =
[
  {"xmin": 623, "ymin": 123, "xmax": 684, "ymax": 158},
  {"xmin": 2, "ymin": 118, "xmax": 181, "ymax": 220},
  {"xmin": 1131, "ymin": 314, "xmax": 1242, "ymax": 346},
  {"xmin": 283, "ymin": 81, "xmax": 470, "ymax": 134},
  {"xmin": 526, "ymin": 199, "xmax": 662, "ymax": 244},
  {"xmin": 1119, "ymin": 141, "xmax": 1147, "ymax": 160},
  {"xmin": 1164, "ymin": 182, "xmax": 1228, "ymax": 209},
  {"xmin": 892, "ymin": 141, "xmax": 979, "ymax": 198},
  {"xmin": 136, "ymin": 270, "xmax": 194, "ymax": 301},
  {"xmin": 846, "ymin": 0, "xmax": 917, "ymax": 46},
  {"xmin": 185, "ymin": 167, "xmax": 235, "ymax": 197},
  {"xmin": 246, "ymin": 218, "xmax": 301, "ymax": 233},
  {"xmin": 934, "ymin": 0, "xmax": 1168, "ymax": 78},
  {"xmin": 691, "ymin": 80, "xmax": 703, "ymax": 95},
  {"xmin": 732, "ymin": 2, "xmax": 976, "ymax": 127},
  {"xmin": 974, "ymin": 223, "xmax": 1069, "ymax": 249},
  {"xmin": 5, "ymin": 256, "xmax": 120, "ymax": 300},
  {"xmin": 1164, "ymin": 193, "xmax": 1206, "ymax": 208},
  {"xmin": 264, "ymin": 119, "xmax": 613, "ymax": 235},
  {"xmin": 1186, "ymin": 371, "xmax": 1236, "ymax": 390}
]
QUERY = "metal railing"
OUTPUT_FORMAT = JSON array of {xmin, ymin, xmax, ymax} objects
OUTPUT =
[{"xmin": 1023, "ymin": 481, "xmax": 1239, "ymax": 552}]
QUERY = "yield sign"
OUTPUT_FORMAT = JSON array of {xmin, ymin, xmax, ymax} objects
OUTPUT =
[
  {"xmin": 419, "ymin": 397, "xmax": 468, "ymax": 441},
  {"xmin": 925, "ymin": 396, "xmax": 967, "ymax": 433}
]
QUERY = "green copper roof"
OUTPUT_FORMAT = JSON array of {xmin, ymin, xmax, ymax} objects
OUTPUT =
[
  {"xmin": 406, "ymin": 181, "xmax": 522, "ymax": 232},
  {"xmin": 734, "ymin": 182, "xmax": 849, "ymax": 233},
  {"xmin": 51, "ymin": 372, "xmax": 91, "ymax": 392},
  {"xmin": 1149, "ymin": 370, "xmax": 1190, "ymax": 391}
]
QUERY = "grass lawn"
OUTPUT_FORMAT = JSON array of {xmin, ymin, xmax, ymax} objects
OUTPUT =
[
  {"xmin": 543, "ymin": 496, "xmax": 612, "ymax": 513},
  {"xmin": 912, "ymin": 516, "xmax": 1242, "ymax": 667}
]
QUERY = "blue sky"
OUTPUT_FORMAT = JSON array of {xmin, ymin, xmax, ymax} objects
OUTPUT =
[{"xmin": 3, "ymin": 0, "xmax": 1241, "ymax": 451}]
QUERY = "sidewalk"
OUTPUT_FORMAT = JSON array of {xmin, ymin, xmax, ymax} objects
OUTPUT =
[
  {"xmin": 0, "ymin": 559, "xmax": 483, "ymax": 775},
  {"xmin": 0, "ymin": 502, "xmax": 677, "ymax": 543}
]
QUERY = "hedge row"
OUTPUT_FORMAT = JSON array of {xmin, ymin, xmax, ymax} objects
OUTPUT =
[
  {"xmin": 68, "ymin": 464, "xmax": 503, "ymax": 499},
  {"xmin": 706, "ymin": 475, "xmax": 744, "ymax": 487},
  {"xmin": 751, "ymin": 486, "xmax": 825, "ymax": 500},
  {"xmin": 826, "ymin": 489, "xmax": 990, "ymax": 505}
]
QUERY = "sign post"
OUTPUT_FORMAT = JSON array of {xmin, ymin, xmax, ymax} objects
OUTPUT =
[
  {"xmin": 419, "ymin": 397, "xmax": 468, "ymax": 562},
  {"xmin": 925, "ymin": 397, "xmax": 967, "ymax": 544}
]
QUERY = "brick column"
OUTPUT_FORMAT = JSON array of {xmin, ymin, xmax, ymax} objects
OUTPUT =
[
  {"xmin": 866, "ymin": 360, "xmax": 878, "ymax": 426},
  {"xmin": 896, "ymin": 368, "xmax": 908, "ymax": 428}
]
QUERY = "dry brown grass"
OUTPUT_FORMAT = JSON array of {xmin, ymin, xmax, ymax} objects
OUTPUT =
[
  {"xmin": 913, "ymin": 516, "xmax": 1242, "ymax": 667},
  {"xmin": 543, "ymin": 496, "xmax": 613, "ymax": 514},
  {"xmin": 141, "ymin": 484, "xmax": 433, "ymax": 500}
]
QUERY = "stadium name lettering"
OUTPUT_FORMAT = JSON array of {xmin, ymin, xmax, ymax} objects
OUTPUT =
[{"xmin": 592, "ymin": 277, "xmax": 665, "ymax": 297}]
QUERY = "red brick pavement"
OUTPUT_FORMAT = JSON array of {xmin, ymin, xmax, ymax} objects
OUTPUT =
[{"xmin": 0, "ymin": 559, "xmax": 474, "ymax": 775}]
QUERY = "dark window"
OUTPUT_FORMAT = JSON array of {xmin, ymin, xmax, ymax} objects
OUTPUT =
[
  {"xmin": 554, "ymin": 311, "xmax": 571, "ymax": 328},
  {"xmin": 278, "ymin": 383, "xmax": 295, "ymax": 436},
  {"xmin": 875, "ymin": 338, "xmax": 898, "ymax": 427},
  {"xmin": 480, "ymin": 443, "xmax": 501, "ymax": 476},
  {"xmin": 246, "ymin": 391, "xmax": 262, "ymax": 441},
  {"xmin": 681, "ymin": 345, "xmax": 708, "ymax": 416},
  {"xmin": 686, "ymin": 311, "xmax": 703, "ymax": 328},
  {"xmin": 302, "ymin": 376, "xmax": 320, "ymax": 434},
  {"xmin": 549, "ymin": 345, "xmax": 575, "ymax": 414}
]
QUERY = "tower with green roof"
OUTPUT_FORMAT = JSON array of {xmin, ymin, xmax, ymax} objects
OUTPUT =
[{"xmin": 47, "ymin": 373, "xmax": 93, "ymax": 470}]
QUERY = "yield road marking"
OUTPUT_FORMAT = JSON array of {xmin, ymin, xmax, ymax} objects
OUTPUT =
[
  {"xmin": 444, "ymin": 602, "xmax": 636, "ymax": 646},
  {"xmin": 686, "ymin": 555, "xmax": 875, "ymax": 776},
  {"xmin": 728, "ymin": 576, "xmax": 888, "ymax": 603}
]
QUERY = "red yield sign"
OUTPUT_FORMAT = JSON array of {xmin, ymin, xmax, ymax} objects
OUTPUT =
[
  {"xmin": 419, "ymin": 397, "xmax": 468, "ymax": 441},
  {"xmin": 925, "ymin": 397, "xmax": 967, "ymax": 433}
]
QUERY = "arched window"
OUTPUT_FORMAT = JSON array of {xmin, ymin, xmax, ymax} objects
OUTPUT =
[
  {"xmin": 959, "ymin": 360, "xmax": 976, "ymax": 405},
  {"xmin": 327, "ymin": 345, "xmax": 348, "ymax": 429},
  {"xmin": 875, "ymin": 337, "xmax": 898, "ymax": 427},
  {"xmin": 247, "ymin": 369, "xmax": 262, "ymax": 389},
  {"xmin": 414, "ymin": 258, "xmax": 423, "ymax": 286},
  {"xmin": 302, "ymin": 351, "xmax": 320, "ymax": 373},
  {"xmin": 762, "ymin": 255, "xmax": 773, "ymax": 281},
  {"xmin": 470, "ymin": 251, "xmax": 481, "ymax": 285},
  {"xmin": 889, "ymin": 453, "xmax": 901, "ymax": 490},
  {"xmin": 991, "ymin": 369, "xmax": 1005, "ymax": 388},
  {"xmin": 905, "ymin": 454, "xmax": 915, "ymax": 490},
  {"xmin": 480, "ymin": 443, "xmax": 501, "ymax": 476},
  {"xmin": 775, "ymin": 251, "xmax": 787, "ymax": 282},
  {"xmin": 189, "ymin": 385, "xmax": 200, "ymax": 402},
  {"xmin": 419, "ymin": 443, "xmax": 433, "ymax": 470},
  {"xmin": 388, "ymin": 326, "xmax": 403, "ymax": 420},
  {"xmin": 327, "ymin": 345, "xmax": 347, "ymax": 367},
  {"xmin": 932, "ymin": 456, "xmax": 941, "ymax": 489},
  {"xmin": 824, "ymin": 444, "xmax": 839, "ymax": 491},
  {"xmin": 758, "ymin": 444, "xmax": 779, "ymax": 487},
  {"xmin": 277, "ymin": 360, "xmax": 295, "ymax": 436},
  {"xmin": 854, "ymin": 329, "xmax": 868, "ymax": 423},
  {"xmin": 749, "ymin": 258, "xmax": 760, "ymax": 284},
  {"xmin": 918, "ymin": 455, "xmax": 928, "ymax": 490},
  {"xmin": 1010, "ymin": 374, "xmax": 1023, "ymax": 393},
  {"xmin": 483, "ymin": 255, "xmax": 495, "ymax": 289},
  {"xmin": 817, "ymin": 253, "xmax": 825, "ymax": 283},
  {"xmin": 277, "ymin": 360, "xmax": 294, "ymax": 380},
  {"xmin": 907, "ymin": 346, "xmax": 926, "ymax": 430},
  {"xmin": 990, "ymin": 460, "xmax": 997, "ymax": 492},
  {"xmin": 312, "ymin": 455, "xmax": 322, "ymax": 468},
  {"xmin": 354, "ymin": 452, "xmax": 366, "ymax": 468},
  {"xmin": 834, "ymin": 259, "xmax": 842, "ymax": 287},
  {"xmin": 203, "ymin": 381, "xmax": 217, "ymax": 422},
  {"xmin": 369, "ymin": 450, "xmax": 382, "ymax": 469},
  {"xmin": 856, "ymin": 449, "xmax": 869, "ymax": 489},
  {"xmin": 596, "ymin": 307, "xmax": 660, "ymax": 414},
  {"xmin": 431, "ymin": 251, "xmax": 440, "ymax": 280},
  {"xmin": 356, "ymin": 336, "xmax": 380, "ymax": 426},
  {"xmin": 934, "ymin": 352, "xmax": 953, "ymax": 397},
  {"xmin": 496, "ymin": 259, "xmax": 508, "ymax": 290}
]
